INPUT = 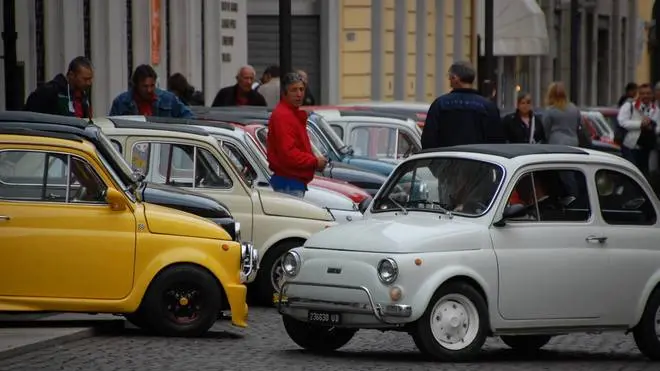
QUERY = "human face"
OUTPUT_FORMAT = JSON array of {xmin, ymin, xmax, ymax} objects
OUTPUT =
[
  {"xmin": 447, "ymin": 72, "xmax": 460, "ymax": 89},
  {"xmin": 517, "ymin": 95, "xmax": 532, "ymax": 115},
  {"xmin": 67, "ymin": 66, "xmax": 94, "ymax": 92},
  {"xmin": 283, "ymin": 81, "xmax": 305, "ymax": 107},
  {"xmin": 136, "ymin": 77, "xmax": 156, "ymax": 100},
  {"xmin": 237, "ymin": 68, "xmax": 255, "ymax": 92},
  {"xmin": 639, "ymin": 86, "xmax": 653, "ymax": 104}
]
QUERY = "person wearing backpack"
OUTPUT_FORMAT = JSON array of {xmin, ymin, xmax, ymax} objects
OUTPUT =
[{"xmin": 617, "ymin": 83, "xmax": 660, "ymax": 176}]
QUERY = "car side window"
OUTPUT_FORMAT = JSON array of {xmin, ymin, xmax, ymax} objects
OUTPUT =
[
  {"xmin": 131, "ymin": 142, "xmax": 232, "ymax": 189},
  {"xmin": 0, "ymin": 150, "xmax": 107, "ymax": 204},
  {"xmin": 256, "ymin": 128, "xmax": 267, "ymax": 148},
  {"xmin": 595, "ymin": 169, "xmax": 657, "ymax": 225},
  {"xmin": 331, "ymin": 124, "xmax": 343, "ymax": 138},
  {"xmin": 506, "ymin": 169, "xmax": 591, "ymax": 222},
  {"xmin": 397, "ymin": 130, "xmax": 418, "ymax": 159},
  {"xmin": 220, "ymin": 142, "xmax": 257, "ymax": 183},
  {"xmin": 110, "ymin": 139, "xmax": 122, "ymax": 154}
]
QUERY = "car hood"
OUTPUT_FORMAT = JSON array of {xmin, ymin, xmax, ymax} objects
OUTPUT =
[
  {"xmin": 303, "ymin": 186, "xmax": 359, "ymax": 212},
  {"xmin": 304, "ymin": 213, "xmax": 489, "ymax": 253},
  {"xmin": 141, "ymin": 182, "xmax": 232, "ymax": 219},
  {"xmin": 343, "ymin": 156, "xmax": 396, "ymax": 177},
  {"xmin": 257, "ymin": 188, "xmax": 335, "ymax": 222},
  {"xmin": 319, "ymin": 165, "xmax": 388, "ymax": 194},
  {"xmin": 142, "ymin": 203, "xmax": 232, "ymax": 240}
]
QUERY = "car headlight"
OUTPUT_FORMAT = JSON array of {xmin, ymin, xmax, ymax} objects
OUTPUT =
[
  {"xmin": 377, "ymin": 258, "xmax": 398, "ymax": 284},
  {"xmin": 281, "ymin": 250, "xmax": 301, "ymax": 277},
  {"xmin": 239, "ymin": 242, "xmax": 259, "ymax": 283}
]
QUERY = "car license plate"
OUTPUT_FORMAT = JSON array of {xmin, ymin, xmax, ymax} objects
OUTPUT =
[{"xmin": 307, "ymin": 311, "xmax": 341, "ymax": 325}]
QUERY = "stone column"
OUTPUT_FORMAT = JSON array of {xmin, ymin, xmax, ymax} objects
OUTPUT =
[{"xmin": 45, "ymin": 0, "xmax": 85, "ymax": 79}]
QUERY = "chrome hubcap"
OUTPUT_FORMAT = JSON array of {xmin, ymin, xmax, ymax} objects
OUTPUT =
[
  {"xmin": 270, "ymin": 256, "xmax": 285, "ymax": 292},
  {"xmin": 429, "ymin": 293, "xmax": 479, "ymax": 350},
  {"xmin": 654, "ymin": 305, "xmax": 660, "ymax": 339}
]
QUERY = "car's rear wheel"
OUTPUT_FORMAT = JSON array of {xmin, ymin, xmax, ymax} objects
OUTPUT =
[
  {"xmin": 141, "ymin": 264, "xmax": 222, "ymax": 337},
  {"xmin": 124, "ymin": 309, "xmax": 152, "ymax": 331},
  {"xmin": 282, "ymin": 315, "xmax": 356, "ymax": 352},
  {"xmin": 500, "ymin": 335, "xmax": 552, "ymax": 352},
  {"xmin": 412, "ymin": 282, "xmax": 488, "ymax": 362},
  {"xmin": 633, "ymin": 287, "xmax": 660, "ymax": 360},
  {"xmin": 254, "ymin": 240, "xmax": 303, "ymax": 306}
]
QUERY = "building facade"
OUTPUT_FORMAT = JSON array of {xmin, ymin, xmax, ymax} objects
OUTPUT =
[
  {"xmin": 478, "ymin": 0, "xmax": 645, "ymax": 109},
  {"xmin": 0, "ymin": 0, "xmax": 478, "ymax": 112}
]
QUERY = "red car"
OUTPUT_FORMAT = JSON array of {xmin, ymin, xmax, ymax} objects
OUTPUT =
[{"xmin": 238, "ymin": 123, "xmax": 372, "ymax": 206}]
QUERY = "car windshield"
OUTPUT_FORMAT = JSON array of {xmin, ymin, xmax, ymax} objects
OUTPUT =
[
  {"xmin": 372, "ymin": 157, "xmax": 504, "ymax": 217},
  {"xmin": 313, "ymin": 115, "xmax": 349, "ymax": 154}
]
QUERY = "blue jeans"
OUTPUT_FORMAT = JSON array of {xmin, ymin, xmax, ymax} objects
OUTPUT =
[
  {"xmin": 622, "ymin": 146, "xmax": 650, "ymax": 176},
  {"xmin": 270, "ymin": 174, "xmax": 306, "ymax": 198},
  {"xmin": 273, "ymin": 188, "xmax": 305, "ymax": 198}
]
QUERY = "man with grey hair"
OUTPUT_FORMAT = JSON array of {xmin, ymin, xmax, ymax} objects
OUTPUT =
[
  {"xmin": 266, "ymin": 72, "xmax": 328, "ymax": 197},
  {"xmin": 421, "ymin": 61, "xmax": 504, "ymax": 149},
  {"xmin": 211, "ymin": 65, "xmax": 267, "ymax": 107}
]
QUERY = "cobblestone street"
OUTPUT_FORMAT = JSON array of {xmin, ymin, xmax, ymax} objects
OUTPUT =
[{"xmin": 0, "ymin": 307, "xmax": 657, "ymax": 371}]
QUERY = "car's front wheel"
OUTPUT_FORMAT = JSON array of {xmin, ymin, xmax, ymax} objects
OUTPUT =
[
  {"xmin": 633, "ymin": 287, "xmax": 660, "ymax": 360},
  {"xmin": 500, "ymin": 335, "xmax": 552, "ymax": 352},
  {"xmin": 282, "ymin": 315, "xmax": 356, "ymax": 352},
  {"xmin": 141, "ymin": 264, "xmax": 222, "ymax": 337},
  {"xmin": 412, "ymin": 282, "xmax": 489, "ymax": 362}
]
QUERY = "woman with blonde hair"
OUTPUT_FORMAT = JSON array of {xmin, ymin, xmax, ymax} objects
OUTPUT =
[{"xmin": 541, "ymin": 82, "xmax": 582, "ymax": 147}]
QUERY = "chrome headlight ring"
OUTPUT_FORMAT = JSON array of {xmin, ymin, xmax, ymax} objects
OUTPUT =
[
  {"xmin": 234, "ymin": 221, "xmax": 241, "ymax": 242},
  {"xmin": 377, "ymin": 258, "xmax": 399, "ymax": 285},
  {"xmin": 239, "ymin": 241, "xmax": 259, "ymax": 284},
  {"xmin": 281, "ymin": 250, "xmax": 301, "ymax": 277}
]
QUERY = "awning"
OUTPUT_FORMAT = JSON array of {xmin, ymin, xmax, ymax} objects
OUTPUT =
[{"xmin": 478, "ymin": 0, "xmax": 550, "ymax": 56}]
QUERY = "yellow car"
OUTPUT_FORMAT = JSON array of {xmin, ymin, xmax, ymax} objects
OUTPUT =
[{"xmin": 0, "ymin": 112, "xmax": 258, "ymax": 337}]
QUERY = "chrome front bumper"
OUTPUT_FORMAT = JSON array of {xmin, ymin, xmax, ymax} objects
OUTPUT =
[
  {"xmin": 276, "ymin": 281, "xmax": 412, "ymax": 326},
  {"xmin": 240, "ymin": 241, "xmax": 259, "ymax": 284}
]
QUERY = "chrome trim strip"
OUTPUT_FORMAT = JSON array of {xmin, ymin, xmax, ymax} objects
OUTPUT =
[{"xmin": 277, "ymin": 281, "xmax": 411, "ymax": 325}]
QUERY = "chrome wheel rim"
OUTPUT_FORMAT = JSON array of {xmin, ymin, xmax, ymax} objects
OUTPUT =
[
  {"xmin": 654, "ymin": 304, "xmax": 660, "ymax": 339},
  {"xmin": 270, "ymin": 255, "xmax": 285, "ymax": 293},
  {"xmin": 429, "ymin": 293, "xmax": 479, "ymax": 351}
]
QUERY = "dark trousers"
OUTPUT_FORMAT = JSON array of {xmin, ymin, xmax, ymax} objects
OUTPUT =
[{"xmin": 622, "ymin": 146, "xmax": 650, "ymax": 176}]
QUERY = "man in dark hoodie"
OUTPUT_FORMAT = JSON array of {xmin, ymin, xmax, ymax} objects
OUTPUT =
[
  {"xmin": 24, "ymin": 56, "xmax": 94, "ymax": 118},
  {"xmin": 421, "ymin": 61, "xmax": 505, "ymax": 149}
]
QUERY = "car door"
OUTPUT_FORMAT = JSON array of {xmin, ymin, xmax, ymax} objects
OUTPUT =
[
  {"xmin": 0, "ymin": 147, "xmax": 136, "ymax": 300},
  {"xmin": 124, "ymin": 136, "xmax": 256, "ymax": 243},
  {"xmin": 490, "ymin": 165, "xmax": 611, "ymax": 320},
  {"xmin": 591, "ymin": 166, "xmax": 660, "ymax": 323}
]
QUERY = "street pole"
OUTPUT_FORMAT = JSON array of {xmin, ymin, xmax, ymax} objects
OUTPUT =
[
  {"xmin": 570, "ymin": 0, "xmax": 579, "ymax": 103},
  {"xmin": 483, "ymin": 0, "xmax": 495, "ymax": 101},
  {"xmin": 278, "ymin": 0, "xmax": 292, "ymax": 77},
  {"xmin": 2, "ymin": 0, "xmax": 19, "ymax": 110}
]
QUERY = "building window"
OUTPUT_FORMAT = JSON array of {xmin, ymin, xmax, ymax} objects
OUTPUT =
[
  {"xmin": 126, "ymin": 0, "xmax": 133, "ymax": 80},
  {"xmin": 35, "ymin": 0, "xmax": 45, "ymax": 86}
]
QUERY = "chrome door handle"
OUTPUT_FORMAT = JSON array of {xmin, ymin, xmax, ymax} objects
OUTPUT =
[
  {"xmin": 0, "ymin": 215, "xmax": 10, "ymax": 221},
  {"xmin": 586, "ymin": 235, "xmax": 607, "ymax": 244}
]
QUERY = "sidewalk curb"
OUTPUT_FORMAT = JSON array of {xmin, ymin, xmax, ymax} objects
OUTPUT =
[{"xmin": 0, "ymin": 319, "xmax": 125, "ymax": 361}]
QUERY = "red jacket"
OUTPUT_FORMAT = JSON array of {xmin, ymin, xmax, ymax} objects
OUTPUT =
[{"xmin": 267, "ymin": 100, "xmax": 317, "ymax": 184}]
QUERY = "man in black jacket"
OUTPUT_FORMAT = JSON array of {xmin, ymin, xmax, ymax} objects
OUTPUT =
[
  {"xmin": 421, "ymin": 61, "xmax": 505, "ymax": 149},
  {"xmin": 24, "ymin": 56, "xmax": 94, "ymax": 118},
  {"xmin": 211, "ymin": 65, "xmax": 267, "ymax": 107}
]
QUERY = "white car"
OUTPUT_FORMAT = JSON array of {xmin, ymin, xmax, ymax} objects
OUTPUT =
[{"xmin": 277, "ymin": 143, "xmax": 660, "ymax": 361}]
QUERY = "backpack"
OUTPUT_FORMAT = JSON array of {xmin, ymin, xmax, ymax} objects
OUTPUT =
[{"xmin": 613, "ymin": 103, "xmax": 631, "ymax": 146}]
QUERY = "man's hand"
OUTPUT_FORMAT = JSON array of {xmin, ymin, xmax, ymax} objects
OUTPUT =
[
  {"xmin": 316, "ymin": 155, "xmax": 328, "ymax": 170},
  {"xmin": 642, "ymin": 116, "xmax": 652, "ymax": 128}
]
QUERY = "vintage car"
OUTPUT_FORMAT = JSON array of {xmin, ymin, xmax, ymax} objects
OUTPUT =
[
  {"xmin": 0, "ymin": 113, "xmax": 257, "ymax": 337},
  {"xmin": 313, "ymin": 109, "xmax": 422, "ymax": 163},
  {"xmin": 277, "ymin": 143, "xmax": 660, "ymax": 361},
  {"xmin": 93, "ymin": 117, "xmax": 337, "ymax": 305}
]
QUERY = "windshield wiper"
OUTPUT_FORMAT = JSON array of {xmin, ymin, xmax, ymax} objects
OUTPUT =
[
  {"xmin": 410, "ymin": 200, "xmax": 451, "ymax": 215},
  {"xmin": 387, "ymin": 195, "xmax": 408, "ymax": 215}
]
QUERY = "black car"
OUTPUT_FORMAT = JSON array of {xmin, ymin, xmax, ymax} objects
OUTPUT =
[{"xmin": 0, "ymin": 112, "xmax": 240, "ymax": 241}]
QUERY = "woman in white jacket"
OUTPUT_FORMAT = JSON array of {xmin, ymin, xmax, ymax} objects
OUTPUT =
[{"xmin": 617, "ymin": 83, "xmax": 660, "ymax": 176}]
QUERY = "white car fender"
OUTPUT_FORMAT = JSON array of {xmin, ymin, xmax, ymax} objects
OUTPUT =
[{"xmin": 632, "ymin": 269, "xmax": 660, "ymax": 328}]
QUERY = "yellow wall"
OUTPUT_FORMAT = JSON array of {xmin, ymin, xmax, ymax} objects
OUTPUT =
[
  {"xmin": 339, "ymin": 0, "xmax": 477, "ymax": 103},
  {"xmin": 636, "ymin": 0, "xmax": 653, "ymax": 83}
]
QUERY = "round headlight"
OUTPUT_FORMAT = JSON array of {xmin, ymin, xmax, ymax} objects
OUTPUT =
[
  {"xmin": 281, "ymin": 251, "xmax": 301, "ymax": 277},
  {"xmin": 377, "ymin": 258, "xmax": 398, "ymax": 284}
]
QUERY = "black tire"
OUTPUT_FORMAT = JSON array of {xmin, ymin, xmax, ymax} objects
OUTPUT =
[
  {"xmin": 500, "ymin": 335, "xmax": 552, "ymax": 352},
  {"xmin": 141, "ymin": 264, "xmax": 222, "ymax": 337},
  {"xmin": 254, "ymin": 240, "xmax": 304, "ymax": 306},
  {"xmin": 633, "ymin": 287, "xmax": 660, "ymax": 360},
  {"xmin": 124, "ymin": 309, "xmax": 152, "ymax": 331},
  {"xmin": 412, "ymin": 281, "xmax": 489, "ymax": 362},
  {"xmin": 282, "ymin": 315, "xmax": 356, "ymax": 352}
]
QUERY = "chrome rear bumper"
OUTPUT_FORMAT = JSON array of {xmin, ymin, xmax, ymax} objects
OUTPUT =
[{"xmin": 276, "ymin": 281, "xmax": 412, "ymax": 325}]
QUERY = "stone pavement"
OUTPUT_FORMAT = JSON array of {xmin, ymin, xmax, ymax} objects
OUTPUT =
[{"xmin": 0, "ymin": 307, "xmax": 657, "ymax": 371}]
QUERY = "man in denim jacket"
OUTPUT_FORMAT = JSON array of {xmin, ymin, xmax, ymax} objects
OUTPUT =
[{"xmin": 109, "ymin": 64, "xmax": 193, "ymax": 118}]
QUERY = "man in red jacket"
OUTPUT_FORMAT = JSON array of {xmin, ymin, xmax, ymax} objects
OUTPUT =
[{"xmin": 267, "ymin": 72, "xmax": 328, "ymax": 197}]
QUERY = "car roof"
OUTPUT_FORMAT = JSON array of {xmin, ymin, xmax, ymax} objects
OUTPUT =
[
  {"xmin": 0, "ymin": 111, "xmax": 101, "ymax": 145},
  {"xmin": 101, "ymin": 117, "xmax": 213, "ymax": 136},
  {"xmin": 419, "ymin": 143, "xmax": 590, "ymax": 159}
]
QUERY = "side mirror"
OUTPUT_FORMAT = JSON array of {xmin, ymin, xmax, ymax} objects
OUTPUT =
[
  {"xmin": 493, "ymin": 204, "xmax": 527, "ymax": 227},
  {"xmin": 105, "ymin": 188, "xmax": 127, "ymax": 211}
]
